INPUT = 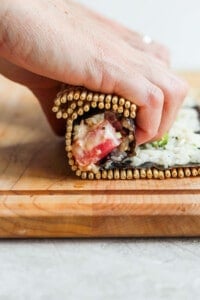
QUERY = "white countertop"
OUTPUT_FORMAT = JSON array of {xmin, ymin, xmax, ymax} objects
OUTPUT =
[{"xmin": 1, "ymin": 239, "xmax": 200, "ymax": 299}]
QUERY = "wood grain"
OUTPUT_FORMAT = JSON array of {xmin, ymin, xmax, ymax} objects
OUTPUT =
[{"xmin": 0, "ymin": 73, "xmax": 200, "ymax": 238}]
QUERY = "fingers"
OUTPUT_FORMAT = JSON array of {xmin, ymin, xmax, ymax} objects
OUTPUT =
[
  {"xmin": 67, "ymin": 2, "xmax": 177, "ymax": 141},
  {"xmin": 110, "ymin": 26, "xmax": 171, "ymax": 66},
  {"xmin": 82, "ymin": 54, "xmax": 165, "ymax": 145},
  {"xmin": 81, "ymin": 43, "xmax": 187, "ymax": 145},
  {"xmin": 144, "ymin": 41, "xmax": 171, "ymax": 66},
  {"xmin": 152, "ymin": 76, "xmax": 188, "ymax": 141},
  {"xmin": 123, "ymin": 32, "xmax": 171, "ymax": 66},
  {"xmin": 113, "ymin": 74, "xmax": 165, "ymax": 145},
  {"xmin": 133, "ymin": 59, "xmax": 189, "ymax": 141}
]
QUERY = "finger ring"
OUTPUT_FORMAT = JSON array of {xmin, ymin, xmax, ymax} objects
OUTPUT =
[{"xmin": 142, "ymin": 35, "xmax": 153, "ymax": 44}]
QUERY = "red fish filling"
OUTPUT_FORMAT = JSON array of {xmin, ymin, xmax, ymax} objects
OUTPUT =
[
  {"xmin": 72, "ymin": 112, "xmax": 135, "ymax": 171},
  {"xmin": 72, "ymin": 118, "xmax": 121, "ymax": 170}
]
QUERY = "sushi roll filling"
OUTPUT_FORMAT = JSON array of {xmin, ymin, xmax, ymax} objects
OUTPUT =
[{"xmin": 72, "ymin": 111, "xmax": 136, "ymax": 171}]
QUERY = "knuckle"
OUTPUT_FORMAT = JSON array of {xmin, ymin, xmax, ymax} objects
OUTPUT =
[
  {"xmin": 97, "ymin": 65, "xmax": 117, "ymax": 94},
  {"xmin": 87, "ymin": 42, "xmax": 117, "ymax": 93},
  {"xmin": 147, "ymin": 85, "xmax": 164, "ymax": 110},
  {"xmin": 84, "ymin": 60, "xmax": 105, "ymax": 91}
]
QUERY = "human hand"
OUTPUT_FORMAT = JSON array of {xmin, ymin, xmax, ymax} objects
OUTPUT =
[{"xmin": 0, "ymin": 0, "xmax": 188, "ymax": 144}]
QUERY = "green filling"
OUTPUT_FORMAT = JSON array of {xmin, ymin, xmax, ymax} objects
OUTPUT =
[{"xmin": 151, "ymin": 133, "xmax": 169, "ymax": 148}]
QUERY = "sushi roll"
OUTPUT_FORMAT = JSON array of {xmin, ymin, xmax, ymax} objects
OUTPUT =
[{"xmin": 53, "ymin": 85, "xmax": 200, "ymax": 180}]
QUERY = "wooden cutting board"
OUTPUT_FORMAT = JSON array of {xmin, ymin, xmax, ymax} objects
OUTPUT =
[{"xmin": 0, "ymin": 73, "xmax": 200, "ymax": 238}]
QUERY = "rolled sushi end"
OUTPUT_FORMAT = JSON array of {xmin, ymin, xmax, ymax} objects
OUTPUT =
[{"xmin": 72, "ymin": 112, "xmax": 135, "ymax": 172}]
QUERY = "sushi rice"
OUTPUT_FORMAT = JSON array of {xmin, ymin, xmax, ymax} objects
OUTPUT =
[{"xmin": 131, "ymin": 97, "xmax": 200, "ymax": 169}]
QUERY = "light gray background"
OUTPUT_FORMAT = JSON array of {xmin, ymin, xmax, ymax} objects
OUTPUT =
[
  {"xmin": 1, "ymin": 1, "xmax": 200, "ymax": 300},
  {"xmin": 1, "ymin": 239, "xmax": 200, "ymax": 300}
]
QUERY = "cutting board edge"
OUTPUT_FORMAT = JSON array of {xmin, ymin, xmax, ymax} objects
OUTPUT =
[
  {"xmin": 0, "ymin": 194, "xmax": 200, "ymax": 238},
  {"xmin": 0, "ymin": 214, "xmax": 200, "ymax": 238}
]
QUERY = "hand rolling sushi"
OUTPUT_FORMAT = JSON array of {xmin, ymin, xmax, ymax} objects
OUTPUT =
[{"xmin": 53, "ymin": 85, "xmax": 200, "ymax": 180}]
